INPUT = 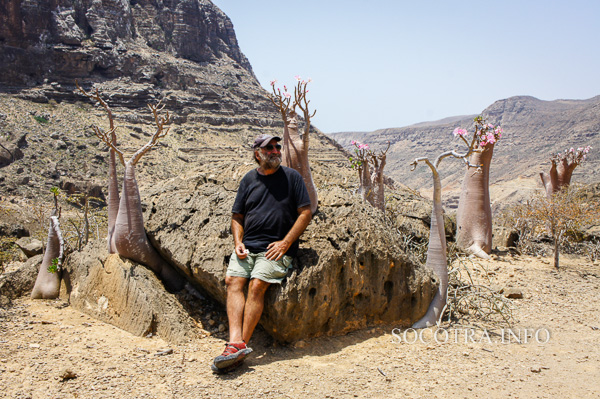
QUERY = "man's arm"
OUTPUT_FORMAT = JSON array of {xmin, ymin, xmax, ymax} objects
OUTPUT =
[
  {"xmin": 231, "ymin": 213, "xmax": 248, "ymax": 259},
  {"xmin": 265, "ymin": 205, "xmax": 312, "ymax": 260}
]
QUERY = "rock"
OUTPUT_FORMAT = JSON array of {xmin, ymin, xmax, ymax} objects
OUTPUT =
[
  {"xmin": 62, "ymin": 241, "xmax": 199, "ymax": 345},
  {"xmin": 0, "ymin": 145, "xmax": 24, "ymax": 168},
  {"xmin": 503, "ymin": 287, "xmax": 524, "ymax": 299},
  {"xmin": 0, "ymin": 223, "xmax": 29, "ymax": 238},
  {"xmin": 59, "ymin": 368, "xmax": 78, "ymax": 380},
  {"xmin": 493, "ymin": 226, "xmax": 519, "ymax": 249},
  {"xmin": 15, "ymin": 237, "xmax": 44, "ymax": 257},
  {"xmin": 0, "ymin": 255, "xmax": 42, "ymax": 299},
  {"xmin": 144, "ymin": 175, "xmax": 437, "ymax": 343}
]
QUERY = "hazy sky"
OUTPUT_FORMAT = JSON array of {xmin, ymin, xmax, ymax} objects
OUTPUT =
[{"xmin": 212, "ymin": 0, "xmax": 600, "ymax": 133}]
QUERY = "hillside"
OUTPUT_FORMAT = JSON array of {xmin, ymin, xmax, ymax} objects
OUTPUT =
[
  {"xmin": 0, "ymin": 0, "xmax": 354, "ymax": 232},
  {"xmin": 329, "ymin": 96, "xmax": 600, "ymax": 210}
]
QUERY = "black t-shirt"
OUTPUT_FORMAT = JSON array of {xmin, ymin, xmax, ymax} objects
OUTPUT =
[{"xmin": 232, "ymin": 166, "xmax": 311, "ymax": 257}]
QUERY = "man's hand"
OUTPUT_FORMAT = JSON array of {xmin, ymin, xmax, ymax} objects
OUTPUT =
[
  {"xmin": 231, "ymin": 213, "xmax": 247, "ymax": 259},
  {"xmin": 235, "ymin": 243, "xmax": 248, "ymax": 259},
  {"xmin": 266, "ymin": 240, "xmax": 290, "ymax": 261}
]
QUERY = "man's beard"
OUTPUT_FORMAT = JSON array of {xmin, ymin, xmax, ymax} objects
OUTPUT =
[{"xmin": 258, "ymin": 151, "xmax": 281, "ymax": 170}]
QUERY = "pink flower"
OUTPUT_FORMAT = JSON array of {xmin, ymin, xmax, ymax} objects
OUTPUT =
[
  {"xmin": 284, "ymin": 85, "xmax": 287, "ymax": 91},
  {"xmin": 283, "ymin": 92, "xmax": 291, "ymax": 99},
  {"xmin": 295, "ymin": 75, "xmax": 301, "ymax": 81},
  {"xmin": 453, "ymin": 128, "xmax": 467, "ymax": 137},
  {"xmin": 270, "ymin": 79, "xmax": 277, "ymax": 86},
  {"xmin": 351, "ymin": 140, "xmax": 357, "ymax": 145}
]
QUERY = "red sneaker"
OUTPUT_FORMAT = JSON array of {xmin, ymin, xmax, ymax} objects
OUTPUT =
[{"xmin": 212, "ymin": 342, "xmax": 253, "ymax": 370}]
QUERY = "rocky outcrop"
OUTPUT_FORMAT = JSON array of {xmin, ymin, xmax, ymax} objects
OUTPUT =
[
  {"xmin": 15, "ymin": 237, "xmax": 43, "ymax": 257},
  {"xmin": 0, "ymin": 0, "xmax": 272, "ymax": 129},
  {"xmin": 142, "ymin": 169, "xmax": 437, "ymax": 342},
  {"xmin": 0, "ymin": 255, "xmax": 42, "ymax": 300},
  {"xmin": 0, "ymin": 0, "xmax": 251, "ymax": 84},
  {"xmin": 61, "ymin": 241, "xmax": 198, "ymax": 344}
]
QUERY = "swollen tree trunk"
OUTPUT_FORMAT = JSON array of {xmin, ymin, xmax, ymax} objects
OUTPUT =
[
  {"xmin": 370, "ymin": 155, "xmax": 386, "ymax": 211},
  {"xmin": 413, "ymin": 162, "xmax": 448, "ymax": 328},
  {"xmin": 357, "ymin": 159, "xmax": 372, "ymax": 205},
  {"xmin": 31, "ymin": 216, "xmax": 64, "ymax": 299},
  {"xmin": 107, "ymin": 145, "xmax": 120, "ymax": 253},
  {"xmin": 282, "ymin": 112, "xmax": 318, "ymax": 214},
  {"xmin": 456, "ymin": 144, "xmax": 494, "ymax": 258},
  {"xmin": 540, "ymin": 158, "xmax": 578, "ymax": 198},
  {"xmin": 111, "ymin": 162, "xmax": 184, "ymax": 292}
]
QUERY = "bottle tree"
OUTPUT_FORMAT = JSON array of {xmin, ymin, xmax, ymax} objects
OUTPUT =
[
  {"xmin": 411, "ymin": 124, "xmax": 485, "ymax": 328},
  {"xmin": 455, "ymin": 116, "xmax": 503, "ymax": 258},
  {"xmin": 348, "ymin": 140, "xmax": 390, "ymax": 211},
  {"xmin": 540, "ymin": 146, "xmax": 592, "ymax": 198},
  {"xmin": 31, "ymin": 188, "xmax": 64, "ymax": 299},
  {"xmin": 269, "ymin": 77, "xmax": 318, "ymax": 214},
  {"xmin": 77, "ymin": 85, "xmax": 185, "ymax": 292}
]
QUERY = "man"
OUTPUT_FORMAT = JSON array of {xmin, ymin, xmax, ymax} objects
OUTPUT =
[{"xmin": 212, "ymin": 134, "xmax": 312, "ymax": 373}]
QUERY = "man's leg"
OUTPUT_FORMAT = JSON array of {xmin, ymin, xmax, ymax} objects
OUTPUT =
[
  {"xmin": 225, "ymin": 275, "xmax": 248, "ymax": 343},
  {"xmin": 242, "ymin": 278, "xmax": 271, "ymax": 343}
]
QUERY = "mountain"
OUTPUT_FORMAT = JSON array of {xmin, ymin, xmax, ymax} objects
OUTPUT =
[
  {"xmin": 329, "ymin": 96, "xmax": 600, "ymax": 210},
  {"xmin": 0, "ymin": 0, "xmax": 351, "ymax": 209}
]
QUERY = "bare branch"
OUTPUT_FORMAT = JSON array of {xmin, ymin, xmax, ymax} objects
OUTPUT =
[
  {"xmin": 92, "ymin": 126, "xmax": 125, "ymax": 165},
  {"xmin": 130, "ymin": 101, "xmax": 172, "ymax": 165},
  {"xmin": 75, "ymin": 80, "xmax": 115, "ymax": 131}
]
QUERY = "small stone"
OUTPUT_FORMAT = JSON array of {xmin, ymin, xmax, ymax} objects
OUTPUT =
[
  {"xmin": 29, "ymin": 343, "xmax": 40, "ymax": 349},
  {"xmin": 218, "ymin": 324, "xmax": 226, "ymax": 332},
  {"xmin": 504, "ymin": 288, "xmax": 524, "ymax": 299},
  {"xmin": 59, "ymin": 368, "xmax": 78, "ymax": 380},
  {"xmin": 294, "ymin": 340, "xmax": 307, "ymax": 349}
]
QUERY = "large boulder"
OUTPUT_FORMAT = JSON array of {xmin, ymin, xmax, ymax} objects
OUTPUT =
[
  {"xmin": 143, "ymin": 170, "xmax": 438, "ymax": 343},
  {"xmin": 15, "ymin": 237, "xmax": 44, "ymax": 257},
  {"xmin": 61, "ymin": 241, "xmax": 199, "ymax": 344},
  {"xmin": 0, "ymin": 255, "xmax": 42, "ymax": 300}
]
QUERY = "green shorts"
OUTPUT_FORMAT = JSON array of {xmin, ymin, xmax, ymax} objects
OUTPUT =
[{"xmin": 226, "ymin": 252, "xmax": 293, "ymax": 284}]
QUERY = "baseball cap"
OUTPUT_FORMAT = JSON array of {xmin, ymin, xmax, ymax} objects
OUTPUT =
[{"xmin": 252, "ymin": 134, "xmax": 282, "ymax": 149}]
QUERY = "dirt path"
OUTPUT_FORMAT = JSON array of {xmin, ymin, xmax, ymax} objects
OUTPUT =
[{"xmin": 1, "ymin": 254, "xmax": 599, "ymax": 399}]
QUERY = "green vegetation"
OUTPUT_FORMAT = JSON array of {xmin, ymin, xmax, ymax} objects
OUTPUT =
[{"xmin": 33, "ymin": 115, "xmax": 49, "ymax": 124}]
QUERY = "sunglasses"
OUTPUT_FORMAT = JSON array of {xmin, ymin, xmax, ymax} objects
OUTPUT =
[{"xmin": 263, "ymin": 144, "xmax": 282, "ymax": 151}]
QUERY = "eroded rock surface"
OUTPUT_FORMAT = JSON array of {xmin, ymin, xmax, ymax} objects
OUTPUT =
[
  {"xmin": 143, "ymin": 171, "xmax": 438, "ymax": 342},
  {"xmin": 62, "ymin": 241, "xmax": 198, "ymax": 344}
]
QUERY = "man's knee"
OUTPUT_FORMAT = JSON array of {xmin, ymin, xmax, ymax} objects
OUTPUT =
[
  {"xmin": 248, "ymin": 278, "xmax": 270, "ymax": 297},
  {"xmin": 226, "ymin": 276, "xmax": 248, "ymax": 292}
]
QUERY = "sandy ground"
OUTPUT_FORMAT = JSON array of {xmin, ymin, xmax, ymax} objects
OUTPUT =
[{"xmin": 1, "ymin": 253, "xmax": 600, "ymax": 399}]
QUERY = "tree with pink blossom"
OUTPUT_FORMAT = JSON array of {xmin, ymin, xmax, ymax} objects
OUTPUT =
[
  {"xmin": 411, "ymin": 117, "xmax": 497, "ymax": 328},
  {"xmin": 455, "ymin": 116, "xmax": 503, "ymax": 259},
  {"xmin": 540, "ymin": 146, "xmax": 592, "ymax": 197},
  {"xmin": 348, "ymin": 140, "xmax": 390, "ymax": 211}
]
